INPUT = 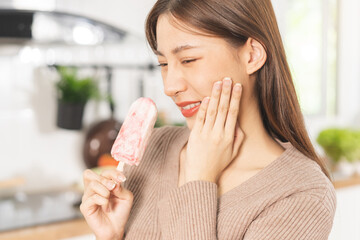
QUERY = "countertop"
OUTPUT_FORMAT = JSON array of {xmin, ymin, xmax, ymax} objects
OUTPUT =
[
  {"xmin": 332, "ymin": 174, "xmax": 360, "ymax": 189},
  {"xmin": 0, "ymin": 218, "xmax": 93, "ymax": 240}
]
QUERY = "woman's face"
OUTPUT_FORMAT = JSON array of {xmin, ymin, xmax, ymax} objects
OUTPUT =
[{"xmin": 156, "ymin": 14, "xmax": 248, "ymax": 129}]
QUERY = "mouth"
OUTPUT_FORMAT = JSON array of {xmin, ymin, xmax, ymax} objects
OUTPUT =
[
  {"xmin": 181, "ymin": 102, "xmax": 201, "ymax": 110},
  {"xmin": 176, "ymin": 101, "xmax": 202, "ymax": 118}
]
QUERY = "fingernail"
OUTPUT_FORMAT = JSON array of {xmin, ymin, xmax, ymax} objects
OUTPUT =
[
  {"xmin": 223, "ymin": 77, "xmax": 232, "ymax": 81},
  {"xmin": 117, "ymin": 175, "xmax": 127, "ymax": 182},
  {"xmin": 107, "ymin": 181, "xmax": 116, "ymax": 190},
  {"xmin": 202, "ymin": 97, "xmax": 210, "ymax": 104},
  {"xmin": 234, "ymin": 83, "xmax": 242, "ymax": 92},
  {"xmin": 224, "ymin": 78, "xmax": 232, "ymax": 86},
  {"xmin": 214, "ymin": 81, "xmax": 222, "ymax": 90}
]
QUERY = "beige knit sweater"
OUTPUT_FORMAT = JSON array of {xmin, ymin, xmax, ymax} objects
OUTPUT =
[{"xmin": 122, "ymin": 126, "xmax": 336, "ymax": 240}]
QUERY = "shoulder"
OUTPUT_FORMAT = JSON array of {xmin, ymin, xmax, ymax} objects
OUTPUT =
[
  {"xmin": 275, "ymin": 144, "xmax": 336, "ymax": 214},
  {"xmin": 247, "ymin": 162, "xmax": 336, "ymax": 240}
]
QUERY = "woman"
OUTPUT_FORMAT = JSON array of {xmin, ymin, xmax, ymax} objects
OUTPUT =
[{"xmin": 80, "ymin": 0, "xmax": 336, "ymax": 239}]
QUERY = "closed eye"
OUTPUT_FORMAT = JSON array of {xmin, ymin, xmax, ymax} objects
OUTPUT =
[
  {"xmin": 182, "ymin": 59, "xmax": 196, "ymax": 64},
  {"xmin": 157, "ymin": 59, "xmax": 197, "ymax": 68},
  {"xmin": 157, "ymin": 63, "xmax": 168, "ymax": 67}
]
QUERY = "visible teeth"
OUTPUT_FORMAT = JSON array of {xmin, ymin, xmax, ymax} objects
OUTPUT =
[{"xmin": 182, "ymin": 102, "xmax": 201, "ymax": 110}]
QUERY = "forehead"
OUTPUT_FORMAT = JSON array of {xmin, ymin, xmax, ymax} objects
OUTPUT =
[{"xmin": 156, "ymin": 14, "xmax": 225, "ymax": 54}]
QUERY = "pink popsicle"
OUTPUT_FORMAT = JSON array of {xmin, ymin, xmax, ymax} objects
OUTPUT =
[{"xmin": 111, "ymin": 97, "xmax": 158, "ymax": 172}]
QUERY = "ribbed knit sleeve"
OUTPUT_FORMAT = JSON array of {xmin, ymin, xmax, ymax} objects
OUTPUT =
[
  {"xmin": 243, "ymin": 189, "xmax": 336, "ymax": 240},
  {"xmin": 158, "ymin": 181, "xmax": 218, "ymax": 240}
]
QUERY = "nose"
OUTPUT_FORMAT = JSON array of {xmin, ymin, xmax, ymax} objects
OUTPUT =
[{"xmin": 163, "ymin": 64, "xmax": 187, "ymax": 97}]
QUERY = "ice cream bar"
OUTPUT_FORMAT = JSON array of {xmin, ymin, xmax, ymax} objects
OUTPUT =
[{"xmin": 111, "ymin": 97, "xmax": 158, "ymax": 172}]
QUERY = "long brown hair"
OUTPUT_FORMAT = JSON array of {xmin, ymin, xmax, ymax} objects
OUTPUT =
[{"xmin": 145, "ymin": 0, "xmax": 331, "ymax": 179}]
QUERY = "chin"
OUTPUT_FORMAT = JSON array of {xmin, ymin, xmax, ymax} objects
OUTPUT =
[{"xmin": 184, "ymin": 117, "xmax": 195, "ymax": 130}]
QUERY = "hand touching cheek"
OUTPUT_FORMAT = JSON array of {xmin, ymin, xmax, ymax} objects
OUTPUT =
[{"xmin": 184, "ymin": 77, "xmax": 244, "ymax": 183}]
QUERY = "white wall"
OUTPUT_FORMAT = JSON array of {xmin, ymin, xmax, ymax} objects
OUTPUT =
[
  {"xmin": 56, "ymin": 0, "xmax": 157, "ymax": 38},
  {"xmin": 303, "ymin": 0, "xmax": 360, "ymax": 146},
  {"xmin": 329, "ymin": 185, "xmax": 360, "ymax": 240},
  {"xmin": 273, "ymin": 0, "xmax": 360, "ymax": 147},
  {"xmin": 336, "ymin": 0, "xmax": 360, "ymax": 124}
]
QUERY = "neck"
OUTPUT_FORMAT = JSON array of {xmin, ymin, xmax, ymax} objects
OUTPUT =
[{"xmin": 233, "ymin": 94, "xmax": 285, "ymax": 171}]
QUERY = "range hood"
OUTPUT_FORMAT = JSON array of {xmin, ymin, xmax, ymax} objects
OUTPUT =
[{"xmin": 0, "ymin": 9, "xmax": 127, "ymax": 45}]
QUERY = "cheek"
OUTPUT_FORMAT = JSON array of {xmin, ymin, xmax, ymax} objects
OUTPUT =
[
  {"xmin": 186, "ymin": 62, "xmax": 222, "ymax": 96},
  {"xmin": 187, "ymin": 75, "xmax": 213, "ymax": 98},
  {"xmin": 209, "ymin": 47, "xmax": 245, "ymax": 76},
  {"xmin": 160, "ymin": 70, "xmax": 166, "ymax": 83}
]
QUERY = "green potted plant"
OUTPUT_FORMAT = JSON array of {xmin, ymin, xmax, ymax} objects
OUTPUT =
[
  {"xmin": 55, "ymin": 66, "xmax": 99, "ymax": 130},
  {"xmin": 317, "ymin": 128, "xmax": 360, "ymax": 176}
]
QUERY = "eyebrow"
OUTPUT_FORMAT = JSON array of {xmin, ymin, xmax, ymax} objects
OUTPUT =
[{"xmin": 155, "ymin": 45, "xmax": 199, "ymax": 56}]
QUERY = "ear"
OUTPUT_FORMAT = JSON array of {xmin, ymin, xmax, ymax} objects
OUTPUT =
[{"xmin": 241, "ymin": 38, "xmax": 267, "ymax": 75}]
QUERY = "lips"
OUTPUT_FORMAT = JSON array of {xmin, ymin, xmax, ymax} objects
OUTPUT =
[{"xmin": 176, "ymin": 101, "xmax": 201, "ymax": 118}]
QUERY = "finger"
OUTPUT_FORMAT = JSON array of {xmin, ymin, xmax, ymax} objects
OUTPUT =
[
  {"xmin": 83, "ymin": 168, "xmax": 118, "ymax": 191},
  {"xmin": 111, "ymin": 184, "xmax": 134, "ymax": 201},
  {"xmin": 101, "ymin": 169, "xmax": 127, "ymax": 183},
  {"xmin": 89, "ymin": 170, "xmax": 132, "ymax": 201},
  {"xmin": 99, "ymin": 170, "xmax": 133, "ymax": 200},
  {"xmin": 193, "ymin": 97, "xmax": 210, "ymax": 132},
  {"xmin": 225, "ymin": 83, "xmax": 242, "ymax": 136},
  {"xmin": 83, "ymin": 169, "xmax": 102, "ymax": 189},
  {"xmin": 83, "ymin": 177, "xmax": 116, "ymax": 214},
  {"xmin": 213, "ymin": 77, "xmax": 232, "ymax": 130},
  {"xmin": 231, "ymin": 123, "xmax": 245, "ymax": 159},
  {"xmin": 80, "ymin": 194, "xmax": 108, "ymax": 217},
  {"xmin": 203, "ymin": 81, "xmax": 222, "ymax": 130},
  {"xmin": 82, "ymin": 180, "xmax": 113, "ymax": 203}
]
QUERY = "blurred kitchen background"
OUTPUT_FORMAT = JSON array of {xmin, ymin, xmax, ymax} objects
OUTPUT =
[{"xmin": 0, "ymin": 0, "xmax": 359, "ymax": 239}]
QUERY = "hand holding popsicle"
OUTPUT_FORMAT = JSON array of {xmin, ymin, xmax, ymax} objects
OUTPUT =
[
  {"xmin": 184, "ymin": 78, "xmax": 244, "ymax": 183},
  {"xmin": 81, "ymin": 97, "xmax": 158, "ymax": 240},
  {"xmin": 80, "ymin": 169, "xmax": 132, "ymax": 240}
]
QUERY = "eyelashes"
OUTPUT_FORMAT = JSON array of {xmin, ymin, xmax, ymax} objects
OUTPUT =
[
  {"xmin": 182, "ymin": 59, "xmax": 196, "ymax": 64},
  {"xmin": 157, "ymin": 63, "xmax": 168, "ymax": 67},
  {"xmin": 157, "ymin": 59, "xmax": 197, "ymax": 68}
]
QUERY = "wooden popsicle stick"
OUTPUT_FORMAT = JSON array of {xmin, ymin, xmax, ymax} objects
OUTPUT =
[{"xmin": 117, "ymin": 161, "xmax": 125, "ymax": 172}]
